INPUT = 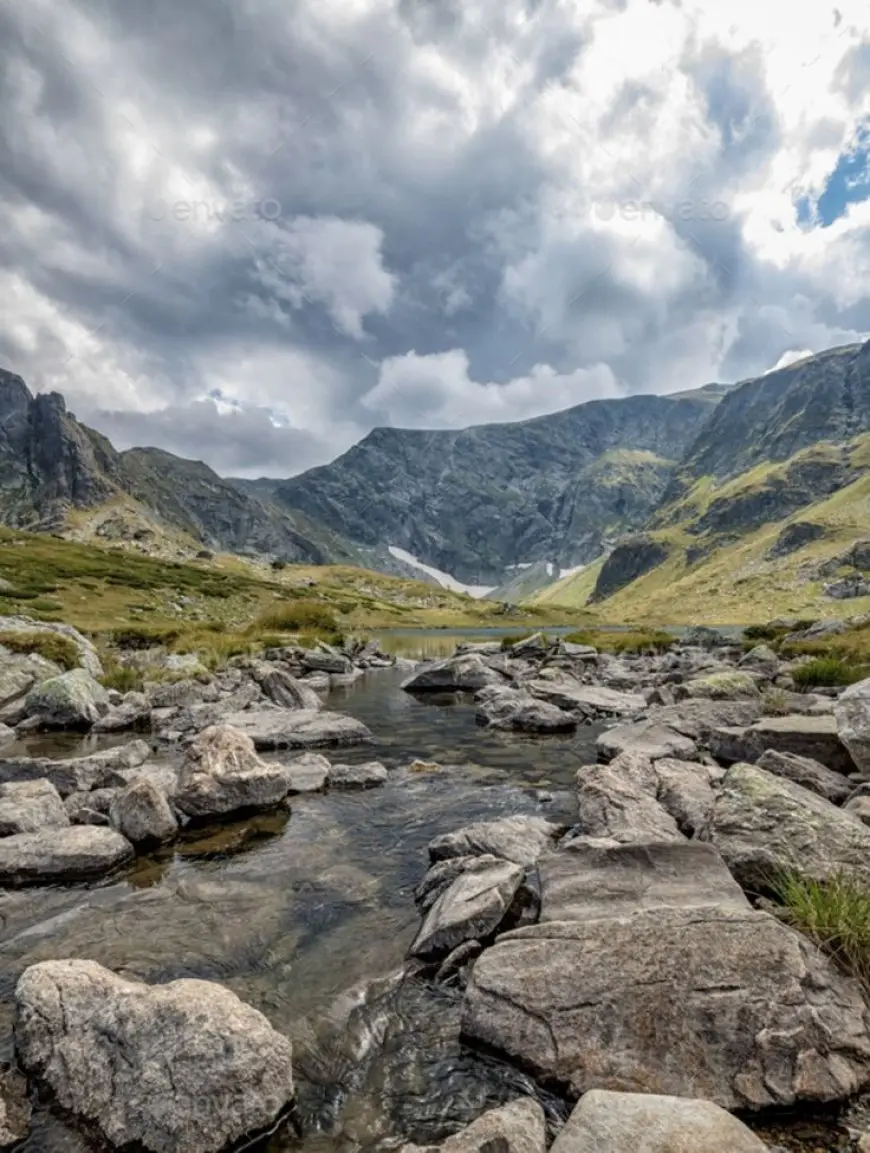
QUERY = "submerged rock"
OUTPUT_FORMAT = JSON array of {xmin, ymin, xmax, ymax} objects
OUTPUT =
[
  {"xmin": 428, "ymin": 815, "xmax": 563, "ymax": 867},
  {"xmin": 0, "ymin": 826, "xmax": 133, "ymax": 884},
  {"xmin": 14, "ymin": 958, "xmax": 295, "ymax": 1153},
  {"xmin": 549, "ymin": 1090, "xmax": 768, "ymax": 1153},
  {"xmin": 400, "ymin": 1098, "xmax": 546, "ymax": 1153},
  {"xmin": 329, "ymin": 761, "xmax": 388, "ymax": 789}
]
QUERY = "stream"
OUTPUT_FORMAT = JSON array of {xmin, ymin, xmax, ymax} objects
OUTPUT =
[{"xmin": 0, "ymin": 632, "xmax": 858, "ymax": 1151}]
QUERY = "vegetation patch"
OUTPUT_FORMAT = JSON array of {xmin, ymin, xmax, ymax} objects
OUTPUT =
[
  {"xmin": 564, "ymin": 628, "xmax": 674, "ymax": 654},
  {"xmin": 0, "ymin": 630, "xmax": 80, "ymax": 671},
  {"xmin": 792, "ymin": 657, "xmax": 867, "ymax": 688},
  {"xmin": 769, "ymin": 869, "xmax": 870, "ymax": 994},
  {"xmin": 252, "ymin": 601, "xmax": 340, "ymax": 634}
]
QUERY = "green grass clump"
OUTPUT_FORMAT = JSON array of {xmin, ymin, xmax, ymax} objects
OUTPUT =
[
  {"xmin": 564, "ymin": 628, "xmax": 674, "ymax": 655},
  {"xmin": 252, "ymin": 601, "xmax": 339, "ymax": 634},
  {"xmin": 792, "ymin": 657, "xmax": 867, "ymax": 688},
  {"xmin": 100, "ymin": 663, "xmax": 146, "ymax": 693},
  {"xmin": 500, "ymin": 632, "xmax": 536, "ymax": 650},
  {"xmin": 769, "ymin": 869, "xmax": 870, "ymax": 993},
  {"xmin": 0, "ymin": 630, "xmax": 80, "ymax": 670}
]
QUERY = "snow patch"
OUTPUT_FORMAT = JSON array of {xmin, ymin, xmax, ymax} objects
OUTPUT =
[
  {"xmin": 559, "ymin": 564, "xmax": 586, "ymax": 579},
  {"xmin": 546, "ymin": 562, "xmax": 553, "ymax": 576},
  {"xmin": 388, "ymin": 546, "xmax": 496, "ymax": 598}
]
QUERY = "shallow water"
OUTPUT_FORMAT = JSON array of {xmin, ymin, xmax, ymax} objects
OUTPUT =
[{"xmin": 0, "ymin": 664, "xmax": 600, "ymax": 1152}]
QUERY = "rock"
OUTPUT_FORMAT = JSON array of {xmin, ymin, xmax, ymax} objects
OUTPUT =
[
  {"xmin": 249, "ymin": 662, "xmax": 322, "ymax": 710},
  {"xmin": 23, "ymin": 669, "xmax": 109, "ymax": 730},
  {"xmin": 538, "ymin": 840, "xmax": 748, "ymax": 922},
  {"xmin": 65, "ymin": 788, "xmax": 115, "ymax": 825},
  {"xmin": 92, "ymin": 691, "xmax": 151, "ymax": 732},
  {"xmin": 476, "ymin": 689, "xmax": 578, "ymax": 733},
  {"xmin": 329, "ymin": 761, "xmax": 388, "ymax": 789},
  {"xmin": 845, "ymin": 795, "xmax": 870, "ymax": 826},
  {"xmin": 110, "ymin": 779, "xmax": 178, "ymax": 846},
  {"xmin": 0, "ymin": 739, "xmax": 151, "ymax": 797},
  {"xmin": 676, "ymin": 671, "xmax": 761, "ymax": 701},
  {"xmin": 0, "ymin": 779, "xmax": 69, "ymax": 836},
  {"xmin": 402, "ymin": 654, "xmax": 505, "ymax": 694},
  {"xmin": 221, "ymin": 708, "xmax": 372, "ymax": 750},
  {"xmin": 575, "ymin": 755, "xmax": 685, "ymax": 844},
  {"xmin": 0, "ymin": 616, "xmax": 103, "ymax": 677},
  {"xmin": 597, "ymin": 721, "xmax": 697, "ymax": 763},
  {"xmin": 650, "ymin": 699, "xmax": 763, "ymax": 739},
  {"xmin": 0, "ymin": 826, "xmax": 133, "ymax": 884},
  {"xmin": 0, "ymin": 724, "xmax": 13, "ymax": 747},
  {"xmin": 175, "ymin": 724, "xmax": 294, "ymax": 817},
  {"xmin": 653, "ymin": 756, "xmax": 720, "ymax": 836},
  {"xmin": 300, "ymin": 670, "xmax": 331, "ymax": 691},
  {"xmin": 0, "ymin": 650, "xmax": 60, "ymax": 709},
  {"xmin": 162, "ymin": 653, "xmax": 207, "ymax": 675},
  {"xmin": 410, "ymin": 857, "xmax": 525, "ymax": 961},
  {"xmin": 740, "ymin": 644, "xmax": 780, "ymax": 678},
  {"xmin": 527, "ymin": 680, "xmax": 645, "ymax": 717},
  {"xmin": 461, "ymin": 904, "xmax": 870, "ymax": 1109},
  {"xmin": 757, "ymin": 748, "xmax": 853, "ymax": 804},
  {"xmin": 282, "ymin": 751, "xmax": 330, "ymax": 793},
  {"xmin": 709, "ymin": 714, "xmax": 855, "ymax": 773},
  {"xmin": 14, "ymin": 959, "xmax": 295, "ymax": 1153},
  {"xmin": 114, "ymin": 761, "xmax": 179, "ymax": 798},
  {"xmin": 683, "ymin": 625, "xmax": 730, "ymax": 649},
  {"xmin": 301, "ymin": 649, "xmax": 352, "ymax": 675},
  {"xmin": 400, "ymin": 1098, "xmax": 546, "ymax": 1153},
  {"xmin": 429, "ymin": 815, "xmax": 563, "ymax": 867},
  {"xmin": 507, "ymin": 632, "xmax": 548, "ymax": 657},
  {"xmin": 835, "ymin": 677, "xmax": 870, "ymax": 774},
  {"xmin": 702, "ymin": 762, "xmax": 870, "ymax": 887},
  {"xmin": 549, "ymin": 1089, "xmax": 769, "ymax": 1153},
  {"xmin": 0, "ymin": 1064, "xmax": 31, "ymax": 1148}
]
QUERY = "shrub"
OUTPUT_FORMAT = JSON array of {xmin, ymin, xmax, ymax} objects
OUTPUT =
[
  {"xmin": 791, "ymin": 657, "xmax": 867, "ymax": 688},
  {"xmin": 252, "ymin": 601, "xmax": 339, "ymax": 634},
  {"xmin": 0, "ymin": 630, "xmax": 80, "ymax": 670},
  {"xmin": 769, "ymin": 869, "xmax": 870, "ymax": 993}
]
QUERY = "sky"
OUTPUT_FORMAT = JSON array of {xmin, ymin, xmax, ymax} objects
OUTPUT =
[{"xmin": 2, "ymin": 0, "xmax": 870, "ymax": 478}]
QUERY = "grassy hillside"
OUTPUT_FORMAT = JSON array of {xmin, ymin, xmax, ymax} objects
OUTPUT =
[{"xmin": 533, "ymin": 435, "xmax": 870, "ymax": 624}]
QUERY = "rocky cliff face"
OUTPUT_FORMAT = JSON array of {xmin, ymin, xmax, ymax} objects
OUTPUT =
[{"xmin": 274, "ymin": 391, "xmax": 723, "ymax": 584}]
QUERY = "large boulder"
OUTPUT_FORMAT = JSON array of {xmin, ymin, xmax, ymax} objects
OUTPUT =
[
  {"xmin": 0, "ymin": 650, "xmax": 60, "ymax": 714},
  {"xmin": 14, "ymin": 959, "xmax": 295, "ymax": 1153},
  {"xmin": 0, "ymin": 779, "xmax": 69, "ymax": 836},
  {"xmin": 0, "ymin": 739, "xmax": 151, "ymax": 797},
  {"xmin": 23, "ymin": 669, "xmax": 109, "ymax": 730},
  {"xmin": 109, "ymin": 779, "xmax": 178, "ymax": 846},
  {"xmin": 428, "ymin": 815, "xmax": 563, "ymax": 867},
  {"xmin": 400, "ymin": 1098, "xmax": 546, "ymax": 1153},
  {"xmin": 476, "ymin": 689, "xmax": 577, "ymax": 733},
  {"xmin": 757, "ymin": 748, "xmax": 853, "ymax": 805},
  {"xmin": 549, "ymin": 1090, "xmax": 768, "ymax": 1153},
  {"xmin": 702, "ymin": 762, "xmax": 870, "ymax": 888},
  {"xmin": 597, "ymin": 720, "xmax": 697, "ymax": 763},
  {"xmin": 739, "ymin": 644, "xmax": 780, "ymax": 679},
  {"xmin": 708, "ymin": 715, "xmax": 855, "ymax": 773},
  {"xmin": 575, "ymin": 756, "xmax": 685, "ymax": 845},
  {"xmin": 0, "ymin": 616, "xmax": 103, "ymax": 678},
  {"xmin": 402, "ymin": 654, "xmax": 505, "ymax": 694},
  {"xmin": 221, "ymin": 708, "xmax": 372, "ymax": 750},
  {"xmin": 0, "ymin": 826, "xmax": 133, "ymax": 884},
  {"xmin": 410, "ymin": 857, "xmax": 525, "ymax": 962},
  {"xmin": 175, "ymin": 724, "xmax": 293, "ymax": 818},
  {"xmin": 835, "ymin": 677, "xmax": 870, "ymax": 774},
  {"xmin": 249, "ymin": 662, "xmax": 322, "ymax": 711},
  {"xmin": 92, "ymin": 691, "xmax": 151, "ymax": 733}
]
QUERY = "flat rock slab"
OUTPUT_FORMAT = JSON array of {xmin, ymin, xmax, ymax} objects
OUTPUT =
[
  {"xmin": 0, "ymin": 739, "xmax": 151, "ymax": 798},
  {"xmin": 701, "ymin": 761, "xmax": 870, "ymax": 888},
  {"xmin": 410, "ymin": 858, "xmax": 524, "ymax": 961},
  {"xmin": 0, "ymin": 826, "xmax": 133, "ymax": 885},
  {"xmin": 550, "ymin": 1089, "xmax": 768, "ymax": 1153},
  {"xmin": 461, "ymin": 905, "xmax": 870, "ymax": 1109},
  {"xmin": 757, "ymin": 748, "xmax": 853, "ymax": 805},
  {"xmin": 648, "ymin": 699, "xmax": 763, "ymax": 740},
  {"xmin": 429, "ymin": 815, "xmax": 563, "ymax": 867},
  {"xmin": 0, "ymin": 779, "xmax": 69, "ymax": 836},
  {"xmin": 222, "ymin": 709, "xmax": 372, "ymax": 750},
  {"xmin": 538, "ymin": 841, "xmax": 749, "ymax": 923},
  {"xmin": 15, "ymin": 958, "xmax": 295, "ymax": 1153},
  {"xmin": 281, "ymin": 752, "xmax": 331, "ymax": 793},
  {"xmin": 527, "ymin": 681, "xmax": 644, "ymax": 717},
  {"xmin": 597, "ymin": 721, "xmax": 697, "ymax": 763},
  {"xmin": 709, "ymin": 715, "xmax": 855, "ymax": 774},
  {"xmin": 329, "ymin": 761, "xmax": 388, "ymax": 789}
]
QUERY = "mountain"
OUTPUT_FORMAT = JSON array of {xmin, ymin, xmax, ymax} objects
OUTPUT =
[
  {"xmin": 0, "ymin": 368, "xmax": 362, "ymax": 565},
  {"xmin": 272, "ymin": 387, "xmax": 725, "ymax": 584},
  {"xmin": 537, "ymin": 341, "xmax": 870, "ymax": 623}
]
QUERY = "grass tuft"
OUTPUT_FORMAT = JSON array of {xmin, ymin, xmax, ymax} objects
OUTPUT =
[
  {"xmin": 792, "ymin": 657, "xmax": 867, "ymax": 688},
  {"xmin": 564, "ymin": 628, "xmax": 674, "ymax": 655},
  {"xmin": 0, "ymin": 630, "xmax": 80, "ymax": 670},
  {"xmin": 769, "ymin": 869, "xmax": 870, "ymax": 993},
  {"xmin": 252, "ymin": 601, "xmax": 339, "ymax": 634}
]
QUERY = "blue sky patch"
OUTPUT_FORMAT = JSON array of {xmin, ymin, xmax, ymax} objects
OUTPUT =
[{"xmin": 796, "ymin": 125, "xmax": 870, "ymax": 227}]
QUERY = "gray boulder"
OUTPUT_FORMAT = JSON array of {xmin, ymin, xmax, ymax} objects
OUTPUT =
[
  {"xmin": 0, "ymin": 1064, "xmax": 31, "ymax": 1148},
  {"xmin": 221, "ymin": 708, "xmax": 372, "ymax": 750},
  {"xmin": 175, "ymin": 724, "xmax": 293, "ymax": 818},
  {"xmin": 0, "ymin": 826, "xmax": 133, "ymax": 884},
  {"xmin": 0, "ymin": 779, "xmax": 69, "ymax": 836},
  {"xmin": 400, "ymin": 1098, "xmax": 546, "ymax": 1153},
  {"xmin": 14, "ymin": 959, "xmax": 295, "ymax": 1153},
  {"xmin": 575, "ymin": 755, "xmax": 685, "ymax": 845},
  {"xmin": 429, "ymin": 815, "xmax": 563, "ymax": 867},
  {"xmin": 740, "ymin": 644, "xmax": 780, "ymax": 678},
  {"xmin": 835, "ymin": 677, "xmax": 870, "ymax": 774},
  {"xmin": 476, "ymin": 689, "xmax": 577, "ymax": 733},
  {"xmin": 702, "ymin": 762, "xmax": 870, "ymax": 888},
  {"xmin": 410, "ymin": 857, "xmax": 525, "ymax": 961},
  {"xmin": 23, "ymin": 669, "xmax": 109, "ymax": 730},
  {"xmin": 0, "ymin": 738, "xmax": 151, "ymax": 797},
  {"xmin": 282, "ymin": 752, "xmax": 331, "ymax": 793},
  {"xmin": 92, "ymin": 691, "xmax": 151, "ymax": 732},
  {"xmin": 249, "ymin": 662, "xmax": 322, "ymax": 710},
  {"xmin": 65, "ymin": 788, "xmax": 116, "ymax": 826},
  {"xmin": 757, "ymin": 748, "xmax": 853, "ymax": 804},
  {"xmin": 597, "ymin": 720, "xmax": 697, "ymax": 763},
  {"xmin": 0, "ymin": 617, "xmax": 103, "ymax": 678},
  {"xmin": 0, "ymin": 650, "xmax": 60, "ymax": 713},
  {"xmin": 328, "ymin": 761, "xmax": 388, "ymax": 789},
  {"xmin": 110, "ymin": 779, "xmax": 178, "ymax": 846},
  {"xmin": 549, "ymin": 1090, "xmax": 768, "ymax": 1153},
  {"xmin": 709, "ymin": 715, "xmax": 855, "ymax": 773},
  {"xmin": 526, "ymin": 679, "xmax": 645, "ymax": 718},
  {"xmin": 301, "ymin": 649, "xmax": 352, "ymax": 675},
  {"xmin": 402, "ymin": 654, "xmax": 505, "ymax": 693}
]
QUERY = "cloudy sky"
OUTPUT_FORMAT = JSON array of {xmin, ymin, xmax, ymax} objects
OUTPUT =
[{"xmin": 2, "ymin": 0, "xmax": 870, "ymax": 477}]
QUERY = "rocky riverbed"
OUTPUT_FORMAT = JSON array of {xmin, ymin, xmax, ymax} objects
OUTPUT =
[{"xmin": 3, "ymin": 619, "xmax": 870, "ymax": 1150}]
